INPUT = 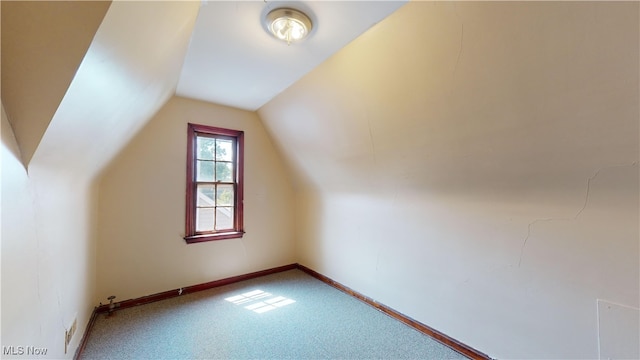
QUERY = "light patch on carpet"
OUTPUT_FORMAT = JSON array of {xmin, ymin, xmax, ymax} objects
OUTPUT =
[{"xmin": 225, "ymin": 289, "xmax": 296, "ymax": 313}]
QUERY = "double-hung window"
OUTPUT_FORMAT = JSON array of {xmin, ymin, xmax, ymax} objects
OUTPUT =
[{"xmin": 185, "ymin": 123, "xmax": 244, "ymax": 243}]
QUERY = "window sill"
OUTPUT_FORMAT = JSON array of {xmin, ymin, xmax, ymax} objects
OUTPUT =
[{"xmin": 184, "ymin": 231, "xmax": 244, "ymax": 244}]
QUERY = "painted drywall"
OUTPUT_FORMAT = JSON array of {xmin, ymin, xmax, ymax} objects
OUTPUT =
[
  {"xmin": 2, "ymin": 104, "xmax": 98, "ymax": 359},
  {"xmin": 2, "ymin": 2, "xmax": 201, "ymax": 357},
  {"xmin": 597, "ymin": 300, "xmax": 640, "ymax": 359},
  {"xmin": 258, "ymin": 2, "xmax": 639, "ymax": 359},
  {"xmin": 96, "ymin": 96, "xmax": 296, "ymax": 302},
  {"xmin": 0, "ymin": 1, "xmax": 111, "ymax": 166},
  {"xmin": 31, "ymin": 0, "xmax": 200, "ymax": 181},
  {"xmin": 177, "ymin": 1, "xmax": 406, "ymax": 111}
]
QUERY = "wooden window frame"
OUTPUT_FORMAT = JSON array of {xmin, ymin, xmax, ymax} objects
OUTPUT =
[{"xmin": 184, "ymin": 123, "xmax": 244, "ymax": 244}]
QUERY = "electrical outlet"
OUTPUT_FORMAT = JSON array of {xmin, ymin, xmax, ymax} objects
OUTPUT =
[{"xmin": 64, "ymin": 317, "xmax": 77, "ymax": 354}]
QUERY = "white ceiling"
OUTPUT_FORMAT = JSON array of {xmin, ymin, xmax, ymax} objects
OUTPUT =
[{"xmin": 176, "ymin": 1, "xmax": 407, "ymax": 111}]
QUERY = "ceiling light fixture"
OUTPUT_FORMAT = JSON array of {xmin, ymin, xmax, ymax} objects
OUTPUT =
[{"xmin": 266, "ymin": 8, "xmax": 312, "ymax": 45}]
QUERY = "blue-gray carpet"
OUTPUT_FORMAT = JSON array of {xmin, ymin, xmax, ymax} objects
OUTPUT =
[{"xmin": 81, "ymin": 269, "xmax": 467, "ymax": 359}]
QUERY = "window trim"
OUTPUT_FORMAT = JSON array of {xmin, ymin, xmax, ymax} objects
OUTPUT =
[{"xmin": 184, "ymin": 123, "xmax": 244, "ymax": 244}]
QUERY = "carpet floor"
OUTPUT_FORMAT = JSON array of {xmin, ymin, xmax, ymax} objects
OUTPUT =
[{"xmin": 81, "ymin": 269, "xmax": 467, "ymax": 359}]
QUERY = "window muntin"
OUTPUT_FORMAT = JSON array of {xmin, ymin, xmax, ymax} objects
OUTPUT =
[
  {"xmin": 195, "ymin": 135, "xmax": 235, "ymax": 232},
  {"xmin": 185, "ymin": 124, "xmax": 244, "ymax": 243}
]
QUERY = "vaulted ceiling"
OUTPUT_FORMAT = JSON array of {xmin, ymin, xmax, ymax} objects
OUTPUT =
[
  {"xmin": 1, "ymin": 1, "xmax": 111, "ymax": 167},
  {"xmin": 177, "ymin": 1, "xmax": 406, "ymax": 110},
  {"xmin": 1, "ymin": 0, "xmax": 406, "ymax": 179}
]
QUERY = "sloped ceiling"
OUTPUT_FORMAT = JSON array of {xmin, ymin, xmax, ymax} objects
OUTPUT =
[
  {"xmin": 257, "ymin": 3, "xmax": 638, "ymax": 357},
  {"xmin": 176, "ymin": 1, "xmax": 406, "ymax": 110},
  {"xmin": 30, "ymin": 1, "xmax": 200, "ymax": 180},
  {"xmin": 258, "ymin": 2, "xmax": 639, "ymax": 198},
  {"xmin": 1, "ymin": 0, "xmax": 407, "ymax": 178},
  {"xmin": 2, "ymin": 1, "xmax": 200, "ymax": 180},
  {"xmin": 1, "ymin": 1, "xmax": 111, "ymax": 166}
]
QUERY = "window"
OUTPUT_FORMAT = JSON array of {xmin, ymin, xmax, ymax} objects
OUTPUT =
[{"xmin": 185, "ymin": 123, "xmax": 244, "ymax": 243}]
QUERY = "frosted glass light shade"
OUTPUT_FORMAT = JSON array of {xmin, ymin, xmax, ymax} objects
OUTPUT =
[{"xmin": 266, "ymin": 8, "xmax": 312, "ymax": 45}]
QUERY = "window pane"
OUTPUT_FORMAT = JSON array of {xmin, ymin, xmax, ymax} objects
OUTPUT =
[
  {"xmin": 187, "ymin": 125, "xmax": 243, "ymax": 241},
  {"xmin": 215, "ymin": 162, "xmax": 233, "ymax": 182},
  {"xmin": 196, "ymin": 160, "xmax": 214, "ymax": 181},
  {"xmin": 196, "ymin": 207, "xmax": 215, "ymax": 232},
  {"xmin": 215, "ymin": 207, "xmax": 234, "ymax": 230},
  {"xmin": 216, "ymin": 139, "xmax": 233, "ymax": 161},
  {"xmin": 216, "ymin": 185, "xmax": 234, "ymax": 206},
  {"xmin": 197, "ymin": 137, "xmax": 215, "ymax": 160},
  {"xmin": 196, "ymin": 185, "xmax": 215, "ymax": 206}
]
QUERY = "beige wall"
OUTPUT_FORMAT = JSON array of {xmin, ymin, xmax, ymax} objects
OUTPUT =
[
  {"xmin": 2, "ymin": 104, "xmax": 98, "ymax": 359},
  {"xmin": 96, "ymin": 96, "xmax": 296, "ymax": 302},
  {"xmin": 31, "ymin": 1, "xmax": 199, "ymax": 181},
  {"xmin": 259, "ymin": 2, "xmax": 639, "ymax": 358},
  {"xmin": 1, "ymin": 3, "xmax": 200, "ymax": 357},
  {"xmin": 1, "ymin": 1, "xmax": 110, "ymax": 166},
  {"xmin": 2, "ymin": 1, "xmax": 638, "ymax": 359}
]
